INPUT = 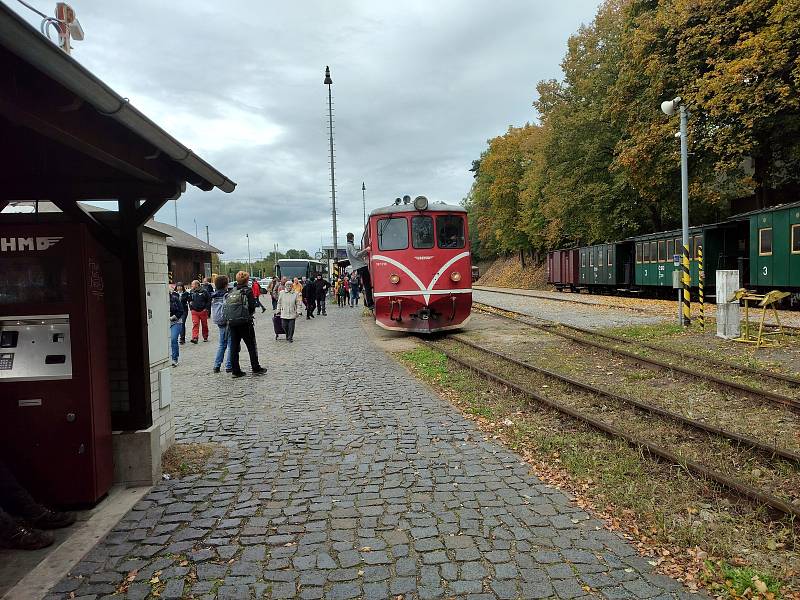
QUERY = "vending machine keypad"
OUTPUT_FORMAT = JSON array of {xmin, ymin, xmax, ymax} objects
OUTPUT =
[{"xmin": 0, "ymin": 353, "xmax": 14, "ymax": 370}]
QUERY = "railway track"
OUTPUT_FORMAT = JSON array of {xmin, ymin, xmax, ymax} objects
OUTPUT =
[
  {"xmin": 422, "ymin": 336, "xmax": 800, "ymax": 519},
  {"xmin": 473, "ymin": 301, "xmax": 800, "ymax": 413},
  {"xmin": 474, "ymin": 286, "xmax": 800, "ymax": 332}
]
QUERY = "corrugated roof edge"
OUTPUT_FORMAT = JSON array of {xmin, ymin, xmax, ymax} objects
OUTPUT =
[
  {"xmin": 727, "ymin": 200, "xmax": 800, "ymax": 220},
  {"xmin": 0, "ymin": 4, "xmax": 235, "ymax": 194}
]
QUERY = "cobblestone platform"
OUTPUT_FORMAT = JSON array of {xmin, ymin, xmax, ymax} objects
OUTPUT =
[{"xmin": 46, "ymin": 306, "xmax": 701, "ymax": 599}]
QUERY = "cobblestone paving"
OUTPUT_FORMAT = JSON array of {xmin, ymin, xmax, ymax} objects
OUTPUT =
[
  {"xmin": 46, "ymin": 305, "xmax": 702, "ymax": 599},
  {"xmin": 473, "ymin": 290, "xmax": 665, "ymax": 329}
]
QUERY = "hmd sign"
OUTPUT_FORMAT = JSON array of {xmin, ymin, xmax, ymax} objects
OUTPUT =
[{"xmin": 0, "ymin": 237, "xmax": 63, "ymax": 252}]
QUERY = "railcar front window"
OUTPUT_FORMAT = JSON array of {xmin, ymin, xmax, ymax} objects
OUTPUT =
[
  {"xmin": 377, "ymin": 218, "xmax": 409, "ymax": 251},
  {"xmin": 411, "ymin": 216, "xmax": 434, "ymax": 249},
  {"xmin": 436, "ymin": 215, "xmax": 465, "ymax": 249},
  {"xmin": 792, "ymin": 224, "xmax": 800, "ymax": 254},
  {"xmin": 759, "ymin": 228, "xmax": 773, "ymax": 256}
]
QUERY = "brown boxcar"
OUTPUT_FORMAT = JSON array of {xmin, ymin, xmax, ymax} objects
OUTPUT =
[{"xmin": 547, "ymin": 249, "xmax": 579, "ymax": 291}]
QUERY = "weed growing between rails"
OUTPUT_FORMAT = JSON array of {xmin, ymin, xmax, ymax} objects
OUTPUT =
[{"xmin": 396, "ymin": 346, "xmax": 799, "ymax": 598}]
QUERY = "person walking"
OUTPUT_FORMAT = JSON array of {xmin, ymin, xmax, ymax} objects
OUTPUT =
[
  {"xmin": 346, "ymin": 232, "xmax": 373, "ymax": 308},
  {"xmin": 349, "ymin": 273, "xmax": 361, "ymax": 307},
  {"xmin": 224, "ymin": 271, "xmax": 266, "ymax": 378},
  {"xmin": 189, "ymin": 280, "xmax": 211, "ymax": 343},
  {"xmin": 267, "ymin": 277, "xmax": 280, "ymax": 311},
  {"xmin": 251, "ymin": 278, "xmax": 267, "ymax": 313},
  {"xmin": 292, "ymin": 277, "xmax": 303, "ymax": 293},
  {"xmin": 314, "ymin": 273, "xmax": 330, "ymax": 316},
  {"xmin": 175, "ymin": 282, "xmax": 190, "ymax": 343},
  {"xmin": 169, "ymin": 285, "xmax": 183, "ymax": 367},
  {"xmin": 276, "ymin": 280, "xmax": 303, "ymax": 342},
  {"xmin": 302, "ymin": 278, "xmax": 315, "ymax": 319},
  {"xmin": 210, "ymin": 275, "xmax": 233, "ymax": 373}
]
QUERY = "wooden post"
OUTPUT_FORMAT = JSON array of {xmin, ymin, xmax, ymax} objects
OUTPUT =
[{"xmin": 118, "ymin": 197, "xmax": 152, "ymax": 430}]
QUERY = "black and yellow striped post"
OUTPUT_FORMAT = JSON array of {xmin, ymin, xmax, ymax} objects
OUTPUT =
[
  {"xmin": 682, "ymin": 243, "xmax": 691, "ymax": 326},
  {"xmin": 697, "ymin": 245, "xmax": 704, "ymax": 330}
]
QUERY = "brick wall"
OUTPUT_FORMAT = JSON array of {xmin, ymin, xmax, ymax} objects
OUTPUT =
[{"xmin": 143, "ymin": 231, "xmax": 174, "ymax": 452}]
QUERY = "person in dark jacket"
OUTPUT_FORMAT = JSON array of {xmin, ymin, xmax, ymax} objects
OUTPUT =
[
  {"xmin": 313, "ymin": 274, "xmax": 330, "ymax": 316},
  {"xmin": 228, "ymin": 271, "xmax": 266, "ymax": 378},
  {"xmin": 175, "ymin": 282, "xmax": 190, "ymax": 343},
  {"xmin": 169, "ymin": 286, "xmax": 183, "ymax": 366},
  {"xmin": 189, "ymin": 280, "xmax": 211, "ymax": 343},
  {"xmin": 302, "ymin": 279, "xmax": 316, "ymax": 319}
]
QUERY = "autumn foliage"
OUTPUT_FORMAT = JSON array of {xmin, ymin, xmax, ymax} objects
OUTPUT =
[{"xmin": 466, "ymin": 0, "xmax": 800, "ymax": 259}]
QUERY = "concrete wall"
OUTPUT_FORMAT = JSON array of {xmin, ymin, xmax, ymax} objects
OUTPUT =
[{"xmin": 105, "ymin": 230, "xmax": 175, "ymax": 486}]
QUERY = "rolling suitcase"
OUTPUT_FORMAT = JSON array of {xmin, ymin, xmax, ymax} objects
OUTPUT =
[{"xmin": 272, "ymin": 314, "xmax": 285, "ymax": 339}]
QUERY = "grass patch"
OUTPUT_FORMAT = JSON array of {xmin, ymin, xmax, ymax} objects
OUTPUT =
[
  {"xmin": 161, "ymin": 442, "xmax": 223, "ymax": 478},
  {"xmin": 702, "ymin": 561, "xmax": 783, "ymax": 599},
  {"xmin": 603, "ymin": 322, "xmax": 686, "ymax": 341}
]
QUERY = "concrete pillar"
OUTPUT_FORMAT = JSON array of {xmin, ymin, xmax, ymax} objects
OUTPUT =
[{"xmin": 716, "ymin": 270, "xmax": 740, "ymax": 339}]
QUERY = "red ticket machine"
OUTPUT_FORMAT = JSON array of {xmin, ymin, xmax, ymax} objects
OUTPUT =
[{"xmin": 0, "ymin": 222, "xmax": 112, "ymax": 506}]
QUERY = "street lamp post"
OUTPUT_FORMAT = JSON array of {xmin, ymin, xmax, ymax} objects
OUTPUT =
[
  {"xmin": 246, "ymin": 233, "xmax": 252, "ymax": 276},
  {"xmin": 362, "ymin": 182, "xmax": 366, "ymax": 229},
  {"xmin": 325, "ymin": 66, "xmax": 338, "ymax": 264},
  {"xmin": 661, "ymin": 96, "xmax": 691, "ymax": 326}
]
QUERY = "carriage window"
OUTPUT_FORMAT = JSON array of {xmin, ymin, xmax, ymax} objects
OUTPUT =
[
  {"xmin": 759, "ymin": 228, "xmax": 772, "ymax": 256},
  {"xmin": 411, "ymin": 216, "xmax": 434, "ymax": 249},
  {"xmin": 581, "ymin": 251, "xmax": 586, "ymax": 268},
  {"xmin": 636, "ymin": 243, "xmax": 642, "ymax": 263},
  {"xmin": 589, "ymin": 251, "xmax": 594, "ymax": 267},
  {"xmin": 649, "ymin": 241, "xmax": 657, "ymax": 262},
  {"xmin": 377, "ymin": 217, "xmax": 408, "ymax": 251},
  {"xmin": 643, "ymin": 243, "xmax": 650, "ymax": 262},
  {"xmin": 693, "ymin": 235, "xmax": 702, "ymax": 259},
  {"xmin": 675, "ymin": 238, "xmax": 682, "ymax": 256},
  {"xmin": 792, "ymin": 224, "xmax": 800, "ymax": 254},
  {"xmin": 666, "ymin": 239, "xmax": 674, "ymax": 259},
  {"xmin": 657, "ymin": 240, "xmax": 666, "ymax": 262},
  {"xmin": 436, "ymin": 215, "xmax": 465, "ymax": 249},
  {"xmin": 607, "ymin": 247, "xmax": 613, "ymax": 266}
]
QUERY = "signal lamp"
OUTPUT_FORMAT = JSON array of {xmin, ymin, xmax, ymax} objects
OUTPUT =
[{"xmin": 389, "ymin": 273, "xmax": 401, "ymax": 284}]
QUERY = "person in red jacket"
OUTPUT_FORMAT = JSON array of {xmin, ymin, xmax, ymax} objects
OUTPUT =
[{"xmin": 251, "ymin": 278, "xmax": 267, "ymax": 313}]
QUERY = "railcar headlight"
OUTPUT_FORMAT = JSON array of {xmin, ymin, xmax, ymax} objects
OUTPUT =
[
  {"xmin": 413, "ymin": 195, "xmax": 428, "ymax": 211},
  {"xmin": 389, "ymin": 273, "xmax": 401, "ymax": 284},
  {"xmin": 450, "ymin": 271, "xmax": 462, "ymax": 282}
]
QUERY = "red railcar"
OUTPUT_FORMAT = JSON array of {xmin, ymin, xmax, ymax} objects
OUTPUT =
[
  {"xmin": 365, "ymin": 196, "xmax": 472, "ymax": 333},
  {"xmin": 547, "ymin": 248, "xmax": 579, "ymax": 291}
]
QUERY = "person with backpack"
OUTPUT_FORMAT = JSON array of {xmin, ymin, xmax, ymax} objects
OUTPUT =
[
  {"xmin": 301, "ymin": 278, "xmax": 315, "ymax": 319},
  {"xmin": 210, "ymin": 275, "xmax": 233, "ymax": 373},
  {"xmin": 276, "ymin": 279, "xmax": 303, "ymax": 342},
  {"xmin": 189, "ymin": 280, "xmax": 211, "ymax": 343},
  {"xmin": 251, "ymin": 278, "xmax": 267, "ymax": 313},
  {"xmin": 224, "ymin": 271, "xmax": 266, "ymax": 378},
  {"xmin": 169, "ymin": 285, "xmax": 183, "ymax": 367}
]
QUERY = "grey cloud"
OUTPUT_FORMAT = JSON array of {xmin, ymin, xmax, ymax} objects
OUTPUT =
[{"xmin": 10, "ymin": 0, "xmax": 599, "ymax": 257}]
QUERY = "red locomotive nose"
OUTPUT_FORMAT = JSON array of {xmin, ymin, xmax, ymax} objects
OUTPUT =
[{"xmin": 364, "ymin": 200, "xmax": 472, "ymax": 333}]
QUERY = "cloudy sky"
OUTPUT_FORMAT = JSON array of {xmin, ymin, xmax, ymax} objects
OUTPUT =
[{"xmin": 9, "ymin": 0, "xmax": 600, "ymax": 259}]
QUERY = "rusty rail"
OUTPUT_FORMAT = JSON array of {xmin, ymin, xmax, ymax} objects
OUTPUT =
[
  {"xmin": 425, "ymin": 341, "xmax": 800, "ymax": 520},
  {"xmin": 450, "ymin": 335, "xmax": 800, "ymax": 464},
  {"xmin": 473, "ymin": 302, "xmax": 800, "ymax": 413}
]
